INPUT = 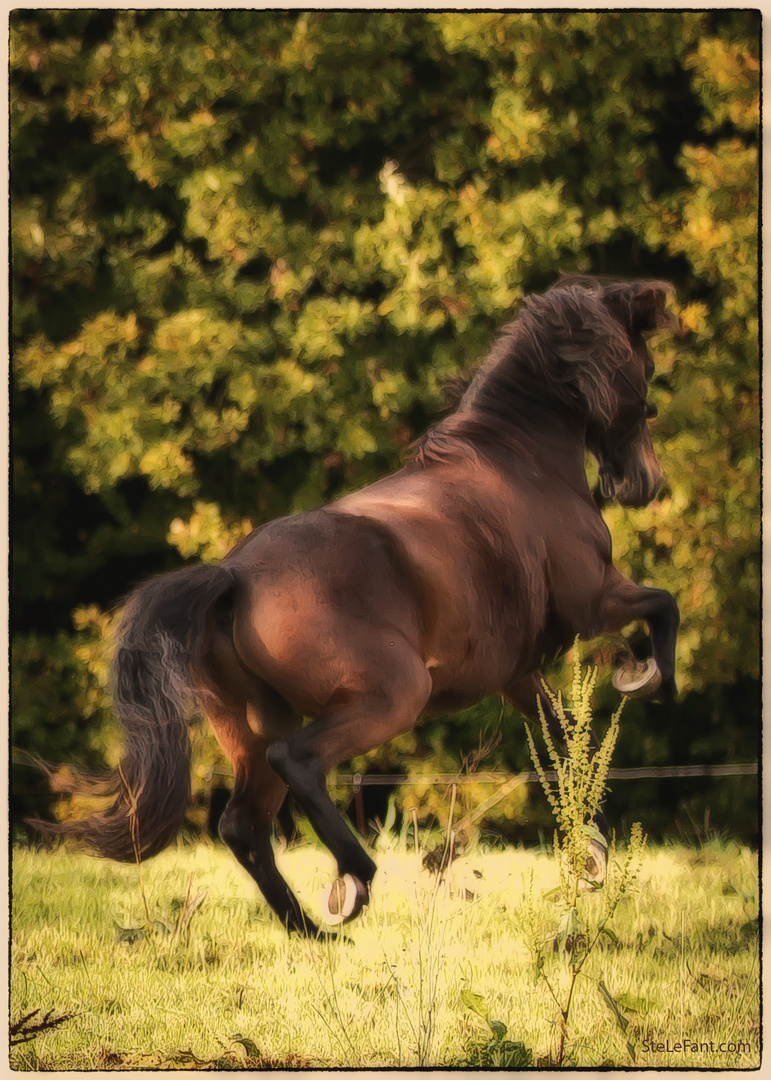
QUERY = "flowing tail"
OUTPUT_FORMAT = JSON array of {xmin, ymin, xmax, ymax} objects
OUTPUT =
[{"xmin": 32, "ymin": 563, "xmax": 237, "ymax": 861}]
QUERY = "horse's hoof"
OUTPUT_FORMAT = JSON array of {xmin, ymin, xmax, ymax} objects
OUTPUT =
[
  {"xmin": 321, "ymin": 874, "xmax": 369, "ymax": 925},
  {"xmin": 580, "ymin": 838, "xmax": 607, "ymax": 890},
  {"xmin": 611, "ymin": 657, "xmax": 661, "ymax": 698}
]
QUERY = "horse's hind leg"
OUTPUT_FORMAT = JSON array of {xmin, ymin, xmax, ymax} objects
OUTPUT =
[
  {"xmin": 217, "ymin": 742, "xmax": 321, "ymax": 935},
  {"xmin": 266, "ymin": 640, "xmax": 433, "ymax": 925},
  {"xmin": 199, "ymin": 652, "xmax": 322, "ymax": 935}
]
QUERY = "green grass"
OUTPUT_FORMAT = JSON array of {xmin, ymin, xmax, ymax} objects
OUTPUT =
[{"xmin": 10, "ymin": 834, "xmax": 759, "ymax": 1069}]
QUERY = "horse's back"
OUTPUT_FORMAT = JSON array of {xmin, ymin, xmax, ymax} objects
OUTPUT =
[{"xmin": 228, "ymin": 466, "xmax": 547, "ymax": 708}]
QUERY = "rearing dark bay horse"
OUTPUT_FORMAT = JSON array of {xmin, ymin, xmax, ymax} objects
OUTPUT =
[{"xmin": 39, "ymin": 276, "xmax": 680, "ymax": 936}]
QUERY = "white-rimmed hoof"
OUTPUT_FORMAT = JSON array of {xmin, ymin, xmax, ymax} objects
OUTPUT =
[
  {"xmin": 321, "ymin": 874, "xmax": 370, "ymax": 925},
  {"xmin": 611, "ymin": 657, "xmax": 662, "ymax": 698},
  {"xmin": 584, "ymin": 838, "xmax": 607, "ymax": 886}
]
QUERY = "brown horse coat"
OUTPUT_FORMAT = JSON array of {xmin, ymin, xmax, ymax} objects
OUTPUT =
[{"xmin": 36, "ymin": 275, "xmax": 680, "ymax": 936}]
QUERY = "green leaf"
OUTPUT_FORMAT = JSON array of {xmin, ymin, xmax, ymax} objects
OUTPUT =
[
  {"xmin": 723, "ymin": 881, "xmax": 755, "ymax": 902},
  {"xmin": 231, "ymin": 1036, "xmax": 260, "ymax": 1058},
  {"xmin": 113, "ymin": 925, "xmax": 147, "ymax": 944},
  {"xmin": 532, "ymin": 953, "xmax": 545, "ymax": 985},
  {"xmin": 460, "ymin": 988, "xmax": 488, "ymax": 1021},
  {"xmin": 497, "ymin": 1040, "xmax": 534, "ymax": 1067},
  {"xmin": 617, "ymin": 992, "xmax": 655, "ymax": 1015},
  {"xmin": 597, "ymin": 979, "xmax": 630, "ymax": 1034},
  {"xmin": 557, "ymin": 908, "xmax": 581, "ymax": 952},
  {"xmin": 488, "ymin": 1019, "xmax": 507, "ymax": 1041},
  {"xmin": 164, "ymin": 1049, "xmax": 208, "ymax": 1067}
]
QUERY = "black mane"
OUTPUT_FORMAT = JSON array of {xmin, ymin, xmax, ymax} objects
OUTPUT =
[{"xmin": 411, "ymin": 276, "xmax": 672, "ymax": 468}]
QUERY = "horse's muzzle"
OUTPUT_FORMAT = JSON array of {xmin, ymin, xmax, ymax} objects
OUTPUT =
[{"xmin": 615, "ymin": 466, "xmax": 664, "ymax": 507}]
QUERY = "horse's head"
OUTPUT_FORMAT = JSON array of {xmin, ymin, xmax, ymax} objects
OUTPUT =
[
  {"xmin": 585, "ymin": 280, "xmax": 675, "ymax": 507},
  {"xmin": 442, "ymin": 276, "xmax": 676, "ymax": 505},
  {"xmin": 529, "ymin": 276, "xmax": 675, "ymax": 507}
]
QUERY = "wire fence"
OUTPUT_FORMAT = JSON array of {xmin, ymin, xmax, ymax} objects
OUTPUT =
[
  {"xmin": 329, "ymin": 764, "xmax": 759, "ymax": 835},
  {"xmin": 14, "ymin": 763, "xmax": 757, "ymax": 841},
  {"xmin": 13, "ymin": 761, "xmax": 758, "ymax": 799},
  {"xmin": 332, "ymin": 763, "xmax": 758, "ymax": 788}
]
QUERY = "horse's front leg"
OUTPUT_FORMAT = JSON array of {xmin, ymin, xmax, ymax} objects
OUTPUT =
[
  {"xmin": 266, "ymin": 640, "xmax": 432, "ymax": 927},
  {"xmin": 600, "ymin": 566, "xmax": 679, "ymax": 700}
]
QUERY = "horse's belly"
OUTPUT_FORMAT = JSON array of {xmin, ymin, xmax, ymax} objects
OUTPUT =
[
  {"xmin": 424, "ymin": 685, "xmax": 492, "ymax": 714},
  {"xmin": 421, "ymin": 636, "xmax": 519, "ymax": 714}
]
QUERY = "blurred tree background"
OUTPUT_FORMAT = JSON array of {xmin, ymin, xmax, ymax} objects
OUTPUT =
[{"xmin": 11, "ymin": 10, "xmax": 759, "ymax": 843}]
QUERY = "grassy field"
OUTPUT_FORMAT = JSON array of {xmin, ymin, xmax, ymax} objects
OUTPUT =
[{"xmin": 10, "ymin": 833, "xmax": 759, "ymax": 1070}]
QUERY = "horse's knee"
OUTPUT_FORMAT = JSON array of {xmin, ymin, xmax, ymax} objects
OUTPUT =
[
  {"xmin": 266, "ymin": 738, "xmax": 318, "ymax": 777},
  {"xmin": 217, "ymin": 804, "xmax": 244, "ymax": 851},
  {"xmin": 659, "ymin": 588, "xmax": 678, "ymax": 619},
  {"xmin": 651, "ymin": 587, "xmax": 679, "ymax": 630},
  {"xmin": 218, "ymin": 802, "xmax": 269, "ymax": 855},
  {"xmin": 264, "ymin": 739, "xmax": 288, "ymax": 775}
]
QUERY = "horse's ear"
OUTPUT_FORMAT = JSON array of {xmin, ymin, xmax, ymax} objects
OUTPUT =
[{"xmin": 602, "ymin": 280, "xmax": 676, "ymax": 334}]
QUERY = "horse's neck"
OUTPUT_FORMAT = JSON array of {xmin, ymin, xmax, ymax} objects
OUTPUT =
[
  {"xmin": 516, "ymin": 419, "xmax": 593, "ymax": 498},
  {"xmin": 456, "ymin": 397, "xmax": 593, "ymax": 497}
]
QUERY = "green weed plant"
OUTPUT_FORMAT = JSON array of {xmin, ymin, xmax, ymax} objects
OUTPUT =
[{"xmin": 523, "ymin": 650, "xmax": 648, "ymax": 1065}]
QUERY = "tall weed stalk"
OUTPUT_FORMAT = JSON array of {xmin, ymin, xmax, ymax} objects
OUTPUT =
[{"xmin": 523, "ymin": 648, "xmax": 646, "ymax": 1065}]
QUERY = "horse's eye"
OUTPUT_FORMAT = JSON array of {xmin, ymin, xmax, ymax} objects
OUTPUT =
[{"xmin": 646, "ymin": 403, "xmax": 658, "ymax": 420}]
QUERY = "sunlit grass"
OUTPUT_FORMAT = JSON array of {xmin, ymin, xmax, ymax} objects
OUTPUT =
[{"xmin": 10, "ymin": 835, "xmax": 759, "ymax": 1069}]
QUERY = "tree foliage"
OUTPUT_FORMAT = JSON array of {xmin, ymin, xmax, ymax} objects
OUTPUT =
[{"xmin": 11, "ymin": 11, "xmax": 759, "ymax": 821}]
